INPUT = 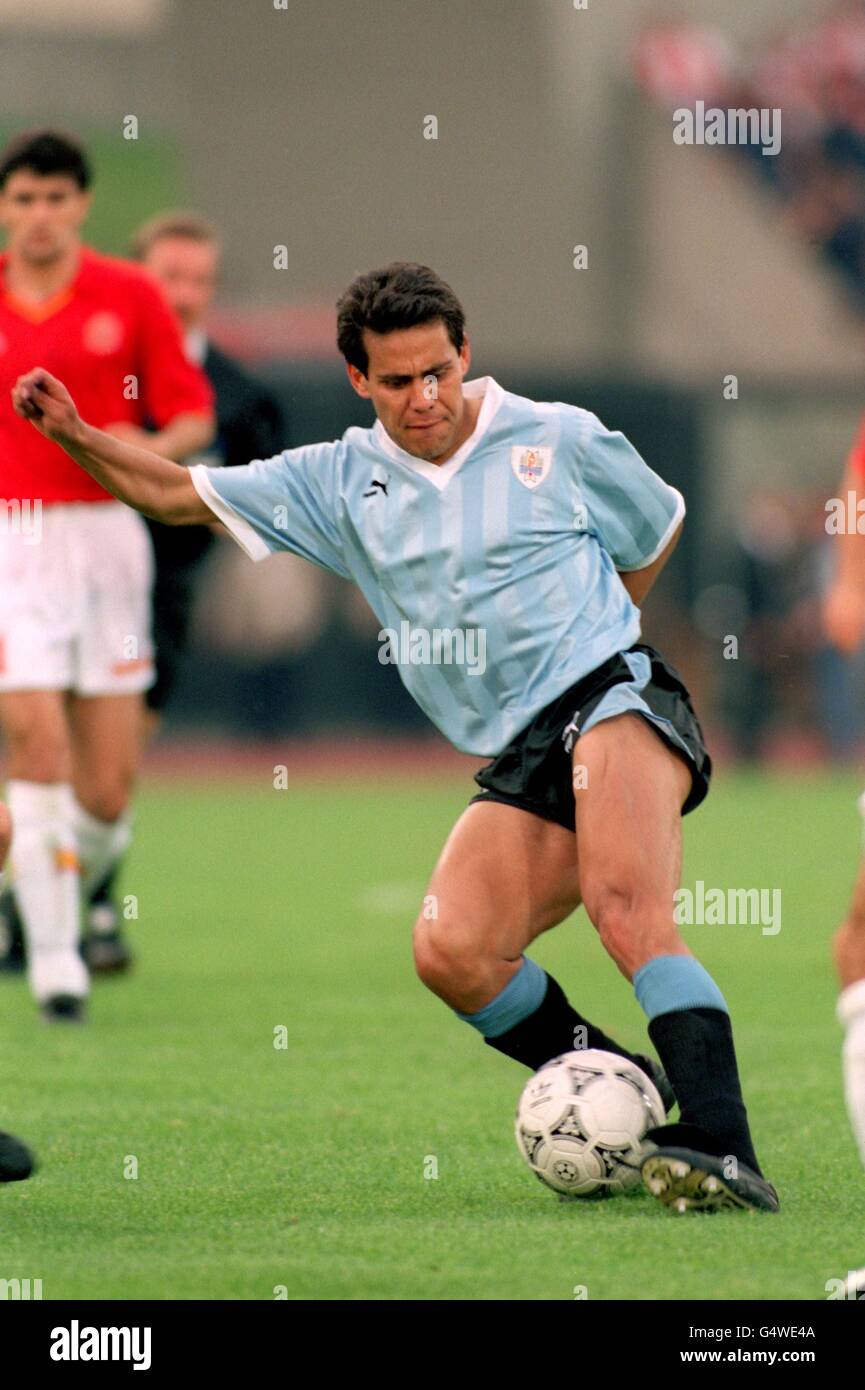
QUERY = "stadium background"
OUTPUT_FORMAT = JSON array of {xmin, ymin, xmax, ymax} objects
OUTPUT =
[
  {"xmin": 3, "ymin": 0, "xmax": 863, "ymax": 761},
  {"xmin": 3, "ymin": 0, "xmax": 865, "ymax": 1305}
]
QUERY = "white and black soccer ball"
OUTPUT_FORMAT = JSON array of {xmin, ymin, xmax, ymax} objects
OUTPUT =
[{"xmin": 515, "ymin": 1048, "xmax": 665, "ymax": 1198}]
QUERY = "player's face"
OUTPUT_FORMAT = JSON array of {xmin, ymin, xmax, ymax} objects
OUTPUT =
[
  {"xmin": 347, "ymin": 321, "xmax": 472, "ymax": 463},
  {"xmin": 143, "ymin": 236, "xmax": 219, "ymax": 329},
  {"xmin": 0, "ymin": 171, "xmax": 90, "ymax": 264}
]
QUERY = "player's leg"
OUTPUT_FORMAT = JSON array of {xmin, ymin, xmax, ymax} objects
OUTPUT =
[
  {"xmin": 836, "ymin": 854, "xmax": 865, "ymax": 1298},
  {"xmin": 834, "ymin": 815, "xmax": 865, "ymax": 1174},
  {"xmin": 0, "ymin": 690, "xmax": 89, "ymax": 1016},
  {"xmin": 73, "ymin": 501, "xmax": 155, "ymax": 972},
  {"xmin": 67, "ymin": 692, "xmax": 144, "ymax": 965},
  {"xmin": 412, "ymin": 799, "xmax": 670, "ymax": 1095},
  {"xmin": 84, "ymin": 543, "xmax": 196, "ymax": 971},
  {"xmin": 572, "ymin": 711, "xmax": 777, "ymax": 1212},
  {"xmin": 0, "ymin": 800, "xmax": 35, "ymax": 1181}
]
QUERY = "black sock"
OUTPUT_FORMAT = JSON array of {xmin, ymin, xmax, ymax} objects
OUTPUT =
[
  {"xmin": 484, "ymin": 972, "xmax": 646, "ymax": 1073},
  {"xmin": 90, "ymin": 861, "xmax": 121, "ymax": 909},
  {"xmin": 648, "ymin": 1007, "xmax": 762, "ymax": 1176}
]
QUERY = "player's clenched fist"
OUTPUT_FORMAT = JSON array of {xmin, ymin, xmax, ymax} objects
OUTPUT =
[{"xmin": 12, "ymin": 368, "xmax": 81, "ymax": 445}]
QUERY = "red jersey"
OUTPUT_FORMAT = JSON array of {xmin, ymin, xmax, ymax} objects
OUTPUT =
[
  {"xmin": 0, "ymin": 246, "xmax": 213, "ymax": 503},
  {"xmin": 849, "ymin": 418, "xmax": 865, "ymax": 481}
]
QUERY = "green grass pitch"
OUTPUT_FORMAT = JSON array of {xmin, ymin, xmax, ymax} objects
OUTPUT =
[{"xmin": 1, "ymin": 767, "xmax": 863, "ymax": 1300}]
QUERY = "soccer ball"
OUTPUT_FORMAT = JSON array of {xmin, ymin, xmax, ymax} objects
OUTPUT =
[{"xmin": 515, "ymin": 1048, "xmax": 665, "ymax": 1199}]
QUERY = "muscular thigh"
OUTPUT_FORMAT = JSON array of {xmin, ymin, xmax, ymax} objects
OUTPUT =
[{"xmin": 420, "ymin": 800, "xmax": 581, "ymax": 960}]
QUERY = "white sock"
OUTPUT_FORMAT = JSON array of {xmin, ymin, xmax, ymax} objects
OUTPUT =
[
  {"xmin": 838, "ymin": 977, "xmax": 865, "ymax": 1168},
  {"xmin": 72, "ymin": 800, "xmax": 132, "ymax": 902},
  {"xmin": 6, "ymin": 780, "xmax": 89, "ymax": 1003}
]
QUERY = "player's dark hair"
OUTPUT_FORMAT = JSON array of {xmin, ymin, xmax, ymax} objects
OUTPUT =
[
  {"xmin": 0, "ymin": 128, "xmax": 91, "ymax": 191},
  {"xmin": 336, "ymin": 262, "xmax": 465, "ymax": 375}
]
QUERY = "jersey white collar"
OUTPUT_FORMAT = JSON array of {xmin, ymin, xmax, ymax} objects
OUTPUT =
[{"xmin": 371, "ymin": 375, "xmax": 504, "ymax": 490}]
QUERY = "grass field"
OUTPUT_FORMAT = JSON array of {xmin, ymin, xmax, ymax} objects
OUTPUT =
[{"xmin": 1, "ymin": 766, "xmax": 864, "ymax": 1301}]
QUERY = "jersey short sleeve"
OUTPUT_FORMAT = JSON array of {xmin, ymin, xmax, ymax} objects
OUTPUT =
[
  {"xmin": 576, "ymin": 413, "xmax": 685, "ymax": 571},
  {"xmin": 133, "ymin": 273, "xmax": 214, "ymax": 426},
  {"xmin": 189, "ymin": 443, "xmax": 350, "ymax": 578}
]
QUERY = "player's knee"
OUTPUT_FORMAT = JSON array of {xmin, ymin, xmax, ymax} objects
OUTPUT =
[
  {"xmin": 412, "ymin": 917, "xmax": 489, "ymax": 1000},
  {"xmin": 77, "ymin": 779, "xmax": 131, "ymax": 824},
  {"xmin": 583, "ymin": 882, "xmax": 671, "ymax": 966},
  {"xmin": 835, "ymin": 917, "xmax": 865, "ymax": 981},
  {"xmin": 583, "ymin": 880, "xmax": 633, "ymax": 941},
  {"xmin": 5, "ymin": 727, "xmax": 68, "ymax": 783}
]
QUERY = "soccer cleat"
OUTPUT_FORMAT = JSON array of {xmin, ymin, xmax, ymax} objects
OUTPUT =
[
  {"xmin": 83, "ymin": 927, "xmax": 133, "ymax": 974},
  {"xmin": 0, "ymin": 1130, "xmax": 35, "ymax": 1183},
  {"xmin": 40, "ymin": 994, "xmax": 86, "ymax": 1024},
  {"xmin": 83, "ymin": 900, "xmax": 133, "ymax": 975},
  {"xmin": 0, "ymin": 892, "xmax": 26, "ymax": 974},
  {"xmin": 634, "ymin": 1053, "xmax": 676, "ymax": 1117},
  {"xmin": 641, "ymin": 1125, "xmax": 779, "ymax": 1213}
]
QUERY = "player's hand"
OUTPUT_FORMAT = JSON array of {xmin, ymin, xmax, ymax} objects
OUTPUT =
[
  {"xmin": 823, "ymin": 580, "xmax": 865, "ymax": 654},
  {"xmin": 12, "ymin": 368, "xmax": 82, "ymax": 445}
]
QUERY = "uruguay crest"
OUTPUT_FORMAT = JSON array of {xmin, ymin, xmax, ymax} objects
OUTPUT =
[{"xmin": 511, "ymin": 445, "xmax": 552, "ymax": 490}]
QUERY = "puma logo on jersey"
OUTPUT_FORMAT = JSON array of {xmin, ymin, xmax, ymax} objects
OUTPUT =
[{"xmin": 364, "ymin": 478, "xmax": 389, "ymax": 498}]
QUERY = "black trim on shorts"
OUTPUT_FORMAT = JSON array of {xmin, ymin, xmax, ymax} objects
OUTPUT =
[{"xmin": 468, "ymin": 643, "xmax": 711, "ymax": 831}]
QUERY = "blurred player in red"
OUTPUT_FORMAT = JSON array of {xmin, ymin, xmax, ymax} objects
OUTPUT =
[
  {"xmin": 0, "ymin": 800, "xmax": 34, "ymax": 1178},
  {"xmin": 823, "ymin": 415, "xmax": 865, "ymax": 1296},
  {"xmin": 0, "ymin": 129, "xmax": 213, "ymax": 1020},
  {"xmin": 76, "ymin": 212, "xmax": 285, "ymax": 970}
]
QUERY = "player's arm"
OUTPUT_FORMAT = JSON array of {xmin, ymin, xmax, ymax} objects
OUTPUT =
[
  {"xmin": 618, "ymin": 521, "xmax": 682, "ymax": 606},
  {"xmin": 103, "ymin": 412, "xmax": 214, "ymax": 462},
  {"xmin": 824, "ymin": 462, "xmax": 865, "ymax": 653},
  {"xmin": 12, "ymin": 368, "xmax": 211, "ymax": 525}
]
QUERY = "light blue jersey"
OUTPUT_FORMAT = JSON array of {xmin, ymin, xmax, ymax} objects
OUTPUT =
[{"xmin": 190, "ymin": 376, "xmax": 684, "ymax": 756}]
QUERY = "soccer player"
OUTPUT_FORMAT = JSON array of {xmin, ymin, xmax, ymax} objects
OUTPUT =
[
  {"xmin": 12, "ymin": 262, "xmax": 778, "ymax": 1212},
  {"xmin": 78, "ymin": 211, "xmax": 286, "ymax": 972},
  {"xmin": 0, "ymin": 800, "xmax": 35, "ymax": 1181},
  {"xmin": 822, "ymin": 423, "xmax": 865, "ymax": 1292},
  {"xmin": 0, "ymin": 129, "xmax": 214, "ymax": 1019}
]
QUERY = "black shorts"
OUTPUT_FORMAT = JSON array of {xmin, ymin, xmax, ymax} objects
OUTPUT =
[{"xmin": 469, "ymin": 643, "xmax": 711, "ymax": 831}]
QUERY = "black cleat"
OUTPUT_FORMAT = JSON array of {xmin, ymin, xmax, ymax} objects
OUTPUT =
[
  {"xmin": 641, "ymin": 1123, "xmax": 779, "ymax": 1213},
  {"xmin": 40, "ymin": 994, "xmax": 86, "ymax": 1024},
  {"xmin": 83, "ymin": 928, "xmax": 133, "ymax": 974},
  {"xmin": 0, "ymin": 1131, "xmax": 35, "ymax": 1182},
  {"xmin": 634, "ymin": 1053, "xmax": 676, "ymax": 1117},
  {"xmin": 83, "ymin": 900, "xmax": 133, "ymax": 975},
  {"xmin": 0, "ymin": 893, "xmax": 26, "ymax": 974}
]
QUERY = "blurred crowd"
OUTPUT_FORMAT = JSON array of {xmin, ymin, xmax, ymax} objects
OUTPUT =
[
  {"xmin": 633, "ymin": 1, "xmax": 865, "ymax": 312},
  {"xmin": 679, "ymin": 487, "xmax": 865, "ymax": 764}
]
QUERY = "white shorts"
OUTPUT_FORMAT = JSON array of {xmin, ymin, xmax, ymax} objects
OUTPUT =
[{"xmin": 0, "ymin": 501, "xmax": 155, "ymax": 697}]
